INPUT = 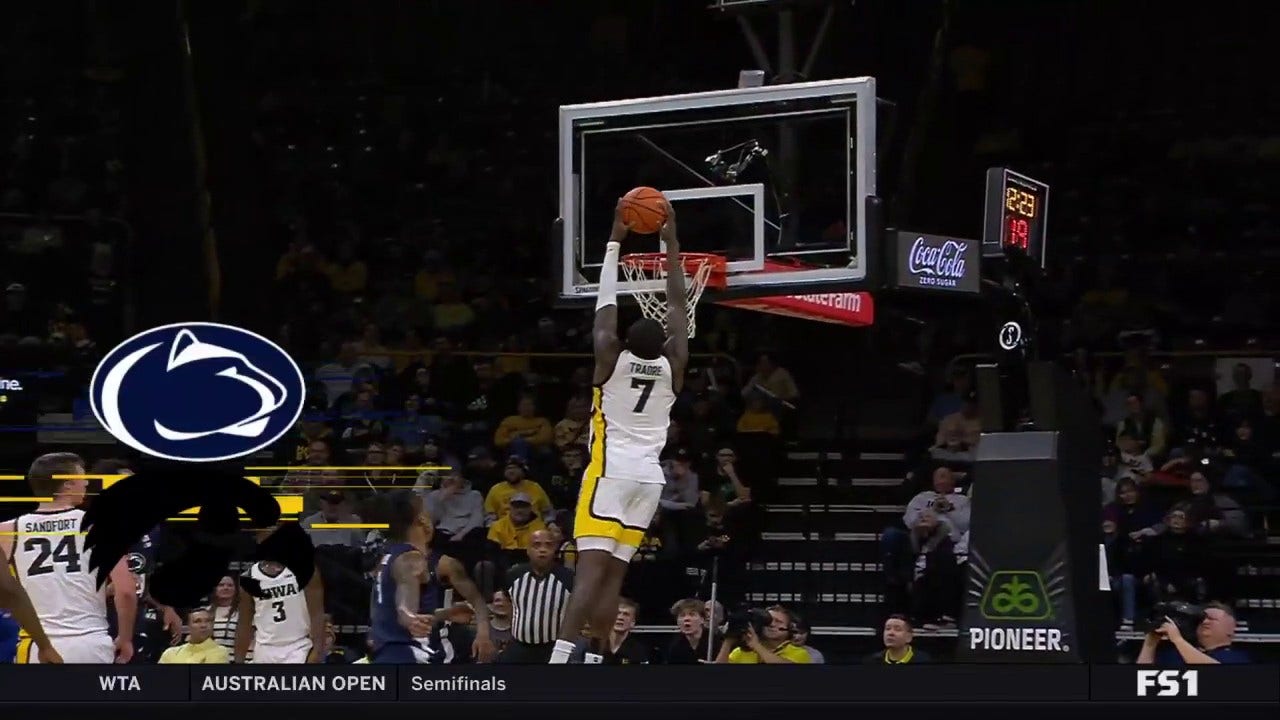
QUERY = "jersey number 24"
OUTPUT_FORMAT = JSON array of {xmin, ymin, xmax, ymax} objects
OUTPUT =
[{"xmin": 24, "ymin": 536, "xmax": 82, "ymax": 576}]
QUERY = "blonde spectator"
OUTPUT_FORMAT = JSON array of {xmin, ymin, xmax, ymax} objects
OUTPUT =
[{"xmin": 209, "ymin": 575, "xmax": 250, "ymax": 661}]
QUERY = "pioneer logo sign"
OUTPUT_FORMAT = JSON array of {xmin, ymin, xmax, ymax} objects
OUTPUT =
[
  {"xmin": 892, "ymin": 231, "xmax": 980, "ymax": 294},
  {"xmin": 968, "ymin": 570, "xmax": 1068, "ymax": 653},
  {"xmin": 980, "ymin": 572, "xmax": 1051, "ymax": 621}
]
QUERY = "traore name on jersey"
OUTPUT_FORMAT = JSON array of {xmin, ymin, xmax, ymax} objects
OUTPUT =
[{"xmin": 627, "ymin": 360, "xmax": 664, "ymax": 377}]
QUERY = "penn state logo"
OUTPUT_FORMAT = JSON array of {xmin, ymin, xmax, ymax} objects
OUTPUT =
[{"xmin": 90, "ymin": 322, "xmax": 305, "ymax": 462}]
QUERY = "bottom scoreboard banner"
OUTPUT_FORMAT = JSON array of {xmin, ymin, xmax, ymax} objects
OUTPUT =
[{"xmin": 0, "ymin": 665, "xmax": 1273, "ymax": 703}]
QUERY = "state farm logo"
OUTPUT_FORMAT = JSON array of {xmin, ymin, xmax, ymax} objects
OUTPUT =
[{"xmin": 907, "ymin": 236, "xmax": 969, "ymax": 288}]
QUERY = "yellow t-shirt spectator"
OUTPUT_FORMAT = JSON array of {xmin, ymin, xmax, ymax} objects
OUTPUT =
[
  {"xmin": 414, "ymin": 269, "xmax": 450, "ymax": 302},
  {"xmin": 433, "ymin": 301, "xmax": 475, "ymax": 331},
  {"xmin": 484, "ymin": 480, "xmax": 553, "ymax": 520},
  {"xmin": 494, "ymin": 415, "xmax": 554, "ymax": 449},
  {"xmin": 159, "ymin": 639, "xmax": 230, "ymax": 664},
  {"xmin": 327, "ymin": 260, "xmax": 368, "ymax": 294},
  {"xmin": 487, "ymin": 515, "xmax": 547, "ymax": 550},
  {"xmin": 728, "ymin": 641, "xmax": 812, "ymax": 664},
  {"xmin": 495, "ymin": 353, "xmax": 530, "ymax": 376},
  {"xmin": 554, "ymin": 417, "xmax": 588, "ymax": 449},
  {"xmin": 737, "ymin": 410, "xmax": 780, "ymax": 435}
]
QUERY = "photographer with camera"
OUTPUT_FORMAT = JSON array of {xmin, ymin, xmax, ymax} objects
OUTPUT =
[
  {"xmin": 1136, "ymin": 601, "xmax": 1250, "ymax": 664},
  {"xmin": 714, "ymin": 605, "xmax": 812, "ymax": 664}
]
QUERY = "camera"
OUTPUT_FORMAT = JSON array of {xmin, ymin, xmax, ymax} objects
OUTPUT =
[
  {"xmin": 724, "ymin": 606, "xmax": 772, "ymax": 641},
  {"xmin": 1142, "ymin": 600, "xmax": 1204, "ymax": 640}
]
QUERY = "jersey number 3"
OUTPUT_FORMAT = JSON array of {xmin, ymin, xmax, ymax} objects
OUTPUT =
[
  {"xmin": 631, "ymin": 378, "xmax": 656, "ymax": 412},
  {"xmin": 271, "ymin": 600, "xmax": 288, "ymax": 622},
  {"xmin": 24, "ymin": 536, "xmax": 82, "ymax": 576}
]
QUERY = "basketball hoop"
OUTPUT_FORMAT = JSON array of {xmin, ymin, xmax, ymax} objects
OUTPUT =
[{"xmin": 620, "ymin": 252, "xmax": 726, "ymax": 338}]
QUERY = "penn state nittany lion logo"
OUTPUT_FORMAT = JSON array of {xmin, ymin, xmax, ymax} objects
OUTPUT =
[
  {"xmin": 90, "ymin": 322, "xmax": 306, "ymax": 462},
  {"xmin": 126, "ymin": 552, "xmax": 147, "ymax": 574}
]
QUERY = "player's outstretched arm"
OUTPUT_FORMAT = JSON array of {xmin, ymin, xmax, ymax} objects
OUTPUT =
[
  {"xmin": 660, "ymin": 200, "xmax": 689, "ymax": 387},
  {"xmin": 304, "ymin": 567, "xmax": 325, "ymax": 663},
  {"xmin": 439, "ymin": 554, "xmax": 495, "ymax": 662},
  {"xmin": 108, "ymin": 555, "xmax": 137, "ymax": 663},
  {"xmin": 593, "ymin": 199, "xmax": 629, "ymax": 384},
  {"xmin": 0, "ymin": 545, "xmax": 62, "ymax": 663},
  {"xmin": 233, "ymin": 586, "xmax": 255, "ymax": 662},
  {"xmin": 391, "ymin": 551, "xmax": 433, "ymax": 637}
]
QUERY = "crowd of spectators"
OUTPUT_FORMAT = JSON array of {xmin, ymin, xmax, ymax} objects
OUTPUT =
[
  {"xmin": 893, "ymin": 345, "xmax": 1279, "ymax": 636},
  {"xmin": 0, "ymin": 5, "xmax": 130, "ymax": 358}
]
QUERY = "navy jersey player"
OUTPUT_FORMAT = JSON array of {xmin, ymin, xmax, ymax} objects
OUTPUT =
[
  {"xmin": 91, "ymin": 460, "xmax": 183, "ymax": 662},
  {"xmin": 368, "ymin": 491, "xmax": 494, "ymax": 664}
]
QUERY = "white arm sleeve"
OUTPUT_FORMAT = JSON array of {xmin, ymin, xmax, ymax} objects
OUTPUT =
[{"xmin": 596, "ymin": 241, "xmax": 621, "ymax": 311}]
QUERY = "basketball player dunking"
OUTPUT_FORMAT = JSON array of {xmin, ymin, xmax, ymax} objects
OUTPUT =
[
  {"xmin": 549, "ymin": 198, "xmax": 687, "ymax": 664},
  {"xmin": 234, "ymin": 542, "xmax": 325, "ymax": 664},
  {"xmin": 369, "ymin": 491, "xmax": 495, "ymax": 664},
  {"xmin": 0, "ymin": 452, "xmax": 138, "ymax": 663}
]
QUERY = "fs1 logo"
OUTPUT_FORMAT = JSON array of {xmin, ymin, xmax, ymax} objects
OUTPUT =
[
  {"xmin": 89, "ymin": 322, "xmax": 306, "ymax": 462},
  {"xmin": 1137, "ymin": 670, "xmax": 1199, "ymax": 697}
]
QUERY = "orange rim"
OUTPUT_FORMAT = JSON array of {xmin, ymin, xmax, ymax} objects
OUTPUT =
[{"xmin": 620, "ymin": 252, "xmax": 727, "ymax": 288}]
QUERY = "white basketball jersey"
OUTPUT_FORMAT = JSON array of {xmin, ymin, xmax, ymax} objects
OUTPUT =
[
  {"xmin": 592, "ymin": 350, "xmax": 676, "ymax": 483},
  {"xmin": 246, "ymin": 563, "xmax": 310, "ymax": 648},
  {"xmin": 11, "ymin": 509, "xmax": 108, "ymax": 637}
]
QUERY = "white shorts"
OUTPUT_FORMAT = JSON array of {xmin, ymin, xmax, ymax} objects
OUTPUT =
[
  {"xmin": 574, "ymin": 474, "xmax": 662, "ymax": 562},
  {"xmin": 19, "ymin": 631, "xmax": 114, "ymax": 664},
  {"xmin": 251, "ymin": 638, "xmax": 312, "ymax": 664}
]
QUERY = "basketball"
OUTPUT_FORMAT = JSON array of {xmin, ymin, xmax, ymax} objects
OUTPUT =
[{"xmin": 620, "ymin": 186, "xmax": 668, "ymax": 235}]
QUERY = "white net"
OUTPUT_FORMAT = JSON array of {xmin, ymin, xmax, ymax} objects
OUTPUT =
[{"xmin": 619, "ymin": 253, "xmax": 722, "ymax": 339}]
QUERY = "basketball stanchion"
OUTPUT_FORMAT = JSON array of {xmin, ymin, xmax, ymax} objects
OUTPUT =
[{"xmin": 706, "ymin": 555, "xmax": 720, "ymax": 663}]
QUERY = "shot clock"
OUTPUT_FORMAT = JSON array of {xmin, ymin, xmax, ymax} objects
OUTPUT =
[{"xmin": 982, "ymin": 167, "xmax": 1049, "ymax": 267}]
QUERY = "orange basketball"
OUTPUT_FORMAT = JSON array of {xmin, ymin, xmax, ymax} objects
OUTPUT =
[{"xmin": 619, "ymin": 186, "xmax": 668, "ymax": 235}]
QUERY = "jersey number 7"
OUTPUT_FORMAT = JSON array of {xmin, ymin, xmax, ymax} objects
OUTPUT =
[{"xmin": 631, "ymin": 378, "xmax": 655, "ymax": 412}]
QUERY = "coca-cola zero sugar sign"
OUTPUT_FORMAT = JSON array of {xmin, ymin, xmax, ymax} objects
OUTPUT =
[{"xmin": 894, "ymin": 231, "xmax": 980, "ymax": 294}]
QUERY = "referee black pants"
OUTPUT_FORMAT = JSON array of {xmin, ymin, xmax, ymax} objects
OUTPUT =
[{"xmin": 498, "ymin": 640, "xmax": 554, "ymax": 664}]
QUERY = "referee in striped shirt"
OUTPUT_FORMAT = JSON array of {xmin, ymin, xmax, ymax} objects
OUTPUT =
[{"xmin": 499, "ymin": 529, "xmax": 574, "ymax": 663}]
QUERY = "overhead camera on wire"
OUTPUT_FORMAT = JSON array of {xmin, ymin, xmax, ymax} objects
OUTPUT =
[{"xmin": 705, "ymin": 139, "xmax": 769, "ymax": 183}]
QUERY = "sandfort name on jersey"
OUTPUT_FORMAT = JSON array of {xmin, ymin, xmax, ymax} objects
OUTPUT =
[{"xmin": 20, "ymin": 516, "xmax": 80, "ymax": 533}]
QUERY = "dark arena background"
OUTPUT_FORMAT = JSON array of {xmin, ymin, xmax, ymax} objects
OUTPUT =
[{"xmin": 0, "ymin": 0, "xmax": 1277, "ymax": 715}]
